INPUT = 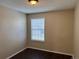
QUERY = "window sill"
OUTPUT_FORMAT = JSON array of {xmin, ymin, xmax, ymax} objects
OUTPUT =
[{"xmin": 31, "ymin": 39, "xmax": 45, "ymax": 43}]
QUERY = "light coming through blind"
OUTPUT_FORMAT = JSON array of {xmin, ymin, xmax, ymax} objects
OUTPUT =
[{"xmin": 31, "ymin": 18, "xmax": 45, "ymax": 41}]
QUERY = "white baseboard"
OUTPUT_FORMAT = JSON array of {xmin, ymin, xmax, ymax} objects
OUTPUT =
[
  {"xmin": 6, "ymin": 47, "xmax": 74, "ymax": 59},
  {"xmin": 27, "ymin": 47, "xmax": 74, "ymax": 59},
  {"xmin": 6, "ymin": 48, "xmax": 26, "ymax": 59}
]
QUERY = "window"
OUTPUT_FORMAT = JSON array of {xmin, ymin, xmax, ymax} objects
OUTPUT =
[{"xmin": 31, "ymin": 18, "xmax": 45, "ymax": 42}]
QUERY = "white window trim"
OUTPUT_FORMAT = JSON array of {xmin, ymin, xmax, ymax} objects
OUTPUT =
[{"xmin": 31, "ymin": 18, "xmax": 45, "ymax": 42}]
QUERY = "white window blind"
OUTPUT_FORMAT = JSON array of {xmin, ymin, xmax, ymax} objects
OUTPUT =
[{"xmin": 31, "ymin": 18, "xmax": 45, "ymax": 41}]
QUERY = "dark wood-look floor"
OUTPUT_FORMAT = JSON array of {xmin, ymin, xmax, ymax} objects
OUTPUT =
[{"xmin": 10, "ymin": 48, "xmax": 72, "ymax": 59}]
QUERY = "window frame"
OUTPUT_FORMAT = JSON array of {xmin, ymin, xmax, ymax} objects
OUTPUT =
[{"xmin": 31, "ymin": 17, "xmax": 45, "ymax": 42}]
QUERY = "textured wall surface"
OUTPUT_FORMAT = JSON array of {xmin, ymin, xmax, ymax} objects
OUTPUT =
[
  {"xmin": 27, "ymin": 10, "xmax": 74, "ymax": 54},
  {"xmin": 74, "ymin": 1, "xmax": 79, "ymax": 59},
  {"xmin": 0, "ymin": 5, "xmax": 27, "ymax": 59}
]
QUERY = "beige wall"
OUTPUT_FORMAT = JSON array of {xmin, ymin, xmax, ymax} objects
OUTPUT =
[
  {"xmin": 27, "ymin": 10, "xmax": 74, "ymax": 54},
  {"xmin": 74, "ymin": 1, "xmax": 79, "ymax": 59},
  {"xmin": 0, "ymin": 5, "xmax": 27, "ymax": 59}
]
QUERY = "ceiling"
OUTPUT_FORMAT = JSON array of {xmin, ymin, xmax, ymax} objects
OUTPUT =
[{"xmin": 0, "ymin": 0, "xmax": 77, "ymax": 14}]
